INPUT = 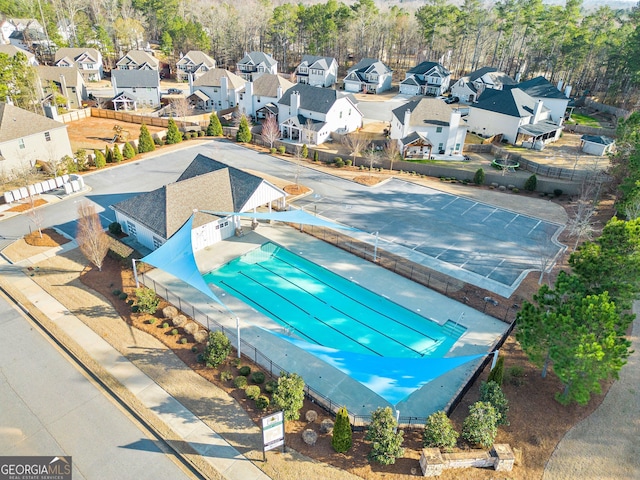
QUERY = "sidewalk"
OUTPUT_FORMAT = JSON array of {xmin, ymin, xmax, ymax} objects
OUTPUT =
[{"xmin": 0, "ymin": 248, "xmax": 272, "ymax": 480}]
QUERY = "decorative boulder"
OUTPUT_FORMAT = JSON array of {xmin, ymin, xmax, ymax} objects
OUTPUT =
[
  {"xmin": 320, "ymin": 419, "xmax": 334, "ymax": 434},
  {"xmin": 162, "ymin": 306, "xmax": 178, "ymax": 319},
  {"xmin": 184, "ymin": 322, "xmax": 198, "ymax": 335},
  {"xmin": 194, "ymin": 330, "xmax": 208, "ymax": 344},
  {"xmin": 172, "ymin": 314, "xmax": 187, "ymax": 327},
  {"xmin": 305, "ymin": 410, "xmax": 318, "ymax": 423},
  {"xmin": 302, "ymin": 429, "xmax": 318, "ymax": 446}
]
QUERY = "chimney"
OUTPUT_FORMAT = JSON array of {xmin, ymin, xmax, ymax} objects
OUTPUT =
[
  {"xmin": 276, "ymin": 85, "xmax": 282, "ymax": 100},
  {"xmin": 532, "ymin": 99, "xmax": 544, "ymax": 124},
  {"xmin": 564, "ymin": 85, "xmax": 572, "ymax": 98},
  {"xmin": 557, "ymin": 79, "xmax": 563, "ymax": 92},
  {"xmin": 403, "ymin": 108, "xmax": 411, "ymax": 138},
  {"xmin": 291, "ymin": 91, "xmax": 300, "ymax": 116},
  {"xmin": 59, "ymin": 74, "xmax": 69, "ymax": 108},
  {"xmin": 220, "ymin": 75, "xmax": 228, "ymax": 104},
  {"xmin": 188, "ymin": 72, "xmax": 193, "ymax": 94}
]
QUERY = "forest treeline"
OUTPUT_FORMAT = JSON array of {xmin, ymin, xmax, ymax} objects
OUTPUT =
[{"xmin": 3, "ymin": 0, "xmax": 640, "ymax": 105}]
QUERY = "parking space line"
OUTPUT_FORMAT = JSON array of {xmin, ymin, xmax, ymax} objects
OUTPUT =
[
  {"xmin": 486, "ymin": 258, "xmax": 506, "ymax": 278},
  {"xmin": 441, "ymin": 197, "xmax": 459, "ymax": 210},
  {"xmin": 528, "ymin": 220, "xmax": 542, "ymax": 236},
  {"xmin": 461, "ymin": 202, "xmax": 478, "ymax": 216},
  {"xmin": 504, "ymin": 213, "xmax": 520, "ymax": 229},
  {"xmin": 482, "ymin": 208, "xmax": 498, "ymax": 222},
  {"xmin": 435, "ymin": 243, "xmax": 456, "ymax": 259}
]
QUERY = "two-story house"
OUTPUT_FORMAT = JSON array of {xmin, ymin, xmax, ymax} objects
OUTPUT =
[
  {"xmin": 37, "ymin": 66, "xmax": 87, "ymax": 110},
  {"xmin": 54, "ymin": 47, "xmax": 103, "ymax": 82},
  {"xmin": 176, "ymin": 50, "xmax": 216, "ymax": 82},
  {"xmin": 190, "ymin": 68, "xmax": 246, "ymax": 112},
  {"xmin": 295, "ymin": 55, "xmax": 338, "ymax": 88},
  {"xmin": 0, "ymin": 44, "xmax": 38, "ymax": 65},
  {"xmin": 466, "ymin": 88, "xmax": 562, "ymax": 147},
  {"xmin": 236, "ymin": 51, "xmax": 277, "ymax": 81},
  {"xmin": 515, "ymin": 76, "xmax": 571, "ymax": 123},
  {"xmin": 111, "ymin": 69, "xmax": 161, "ymax": 109},
  {"xmin": 115, "ymin": 50, "xmax": 159, "ymax": 70},
  {"xmin": 399, "ymin": 61, "xmax": 451, "ymax": 97},
  {"xmin": 238, "ymin": 73, "xmax": 294, "ymax": 119},
  {"xmin": 390, "ymin": 97, "xmax": 466, "ymax": 159},
  {"xmin": 277, "ymin": 84, "xmax": 362, "ymax": 145},
  {"xmin": 451, "ymin": 67, "xmax": 516, "ymax": 103},
  {"xmin": 343, "ymin": 58, "xmax": 393, "ymax": 94},
  {"xmin": 0, "ymin": 102, "xmax": 73, "ymax": 173}
]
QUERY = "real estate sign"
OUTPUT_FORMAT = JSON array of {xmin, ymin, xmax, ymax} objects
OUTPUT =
[{"xmin": 261, "ymin": 411, "xmax": 285, "ymax": 454}]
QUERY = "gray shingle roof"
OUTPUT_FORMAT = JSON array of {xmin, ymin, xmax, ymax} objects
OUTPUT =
[
  {"xmin": 407, "ymin": 61, "xmax": 449, "ymax": 76},
  {"xmin": 36, "ymin": 65, "xmax": 83, "ymax": 87},
  {"xmin": 0, "ymin": 44, "xmax": 35, "ymax": 60},
  {"xmin": 177, "ymin": 50, "xmax": 215, "ymax": 68},
  {"xmin": 515, "ymin": 76, "xmax": 567, "ymax": 99},
  {"xmin": 279, "ymin": 83, "xmax": 353, "ymax": 114},
  {"xmin": 392, "ymin": 97, "xmax": 458, "ymax": 127},
  {"xmin": 193, "ymin": 68, "xmax": 246, "ymax": 90},
  {"xmin": 299, "ymin": 55, "xmax": 336, "ymax": 71},
  {"xmin": 581, "ymin": 135, "xmax": 614, "ymax": 145},
  {"xmin": 249, "ymin": 73, "xmax": 294, "ymax": 97},
  {"xmin": 116, "ymin": 50, "xmax": 159, "ymax": 69},
  {"xmin": 54, "ymin": 47, "xmax": 100, "ymax": 64},
  {"xmin": 0, "ymin": 102, "xmax": 66, "ymax": 143},
  {"xmin": 111, "ymin": 69, "xmax": 160, "ymax": 88},
  {"xmin": 472, "ymin": 88, "xmax": 547, "ymax": 118},
  {"xmin": 238, "ymin": 51, "xmax": 277, "ymax": 68},
  {"xmin": 347, "ymin": 58, "xmax": 392, "ymax": 75}
]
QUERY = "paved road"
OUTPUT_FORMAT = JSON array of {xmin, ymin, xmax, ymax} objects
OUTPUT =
[{"xmin": 0, "ymin": 293, "xmax": 195, "ymax": 480}]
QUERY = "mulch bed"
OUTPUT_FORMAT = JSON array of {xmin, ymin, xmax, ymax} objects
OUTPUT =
[
  {"xmin": 24, "ymin": 228, "xmax": 71, "ymax": 247},
  {"xmin": 7, "ymin": 199, "xmax": 48, "ymax": 212}
]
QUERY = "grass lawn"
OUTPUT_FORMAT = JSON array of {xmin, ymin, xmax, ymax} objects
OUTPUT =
[{"xmin": 567, "ymin": 113, "xmax": 601, "ymax": 127}]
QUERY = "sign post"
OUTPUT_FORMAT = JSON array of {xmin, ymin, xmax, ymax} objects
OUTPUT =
[{"xmin": 261, "ymin": 410, "xmax": 285, "ymax": 462}]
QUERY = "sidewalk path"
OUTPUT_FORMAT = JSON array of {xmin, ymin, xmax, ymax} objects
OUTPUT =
[{"xmin": 543, "ymin": 301, "xmax": 640, "ymax": 480}]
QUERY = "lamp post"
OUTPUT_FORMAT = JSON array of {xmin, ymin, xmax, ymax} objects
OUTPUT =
[{"xmin": 132, "ymin": 258, "xmax": 139, "ymax": 288}]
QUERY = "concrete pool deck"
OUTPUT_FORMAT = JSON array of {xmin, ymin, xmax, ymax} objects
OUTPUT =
[{"xmin": 143, "ymin": 222, "xmax": 508, "ymax": 420}]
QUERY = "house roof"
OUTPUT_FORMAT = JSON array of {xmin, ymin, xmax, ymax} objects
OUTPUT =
[
  {"xmin": 392, "ymin": 97, "xmax": 459, "ymax": 127},
  {"xmin": 515, "ymin": 76, "xmax": 567, "ymax": 99},
  {"xmin": 278, "ymin": 83, "xmax": 355, "ymax": 115},
  {"xmin": 113, "ymin": 154, "xmax": 267, "ymax": 238},
  {"xmin": 189, "ymin": 90, "xmax": 210, "ymax": 102},
  {"xmin": 347, "ymin": 58, "xmax": 392, "ymax": 75},
  {"xmin": 193, "ymin": 68, "xmax": 246, "ymax": 90},
  {"xmin": 177, "ymin": 50, "xmax": 216, "ymax": 68},
  {"xmin": 472, "ymin": 88, "xmax": 548, "ymax": 118},
  {"xmin": 54, "ymin": 47, "xmax": 100, "ymax": 63},
  {"xmin": 112, "ymin": 91, "xmax": 138, "ymax": 102},
  {"xmin": 518, "ymin": 120, "xmax": 562, "ymax": 137},
  {"xmin": 0, "ymin": 102, "xmax": 66, "ymax": 142},
  {"xmin": 407, "ymin": 61, "xmax": 449, "ymax": 76},
  {"xmin": 112, "ymin": 69, "xmax": 160, "ymax": 88},
  {"xmin": 116, "ymin": 50, "xmax": 159, "ymax": 69},
  {"xmin": 581, "ymin": 135, "xmax": 614, "ymax": 145},
  {"xmin": 36, "ymin": 65, "xmax": 83, "ymax": 87},
  {"xmin": 400, "ymin": 131, "xmax": 432, "ymax": 147},
  {"xmin": 0, "ymin": 44, "xmax": 35, "ymax": 60},
  {"xmin": 238, "ymin": 51, "xmax": 277, "ymax": 68},
  {"xmin": 247, "ymin": 73, "xmax": 294, "ymax": 97},
  {"xmin": 298, "ymin": 55, "xmax": 336, "ymax": 71}
]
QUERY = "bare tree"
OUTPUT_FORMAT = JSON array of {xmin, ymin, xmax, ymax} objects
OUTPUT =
[
  {"xmin": 342, "ymin": 133, "xmax": 370, "ymax": 167},
  {"xmin": 261, "ymin": 113, "xmax": 280, "ymax": 149},
  {"xmin": 171, "ymin": 97, "xmax": 193, "ymax": 130},
  {"xmin": 383, "ymin": 140, "xmax": 400, "ymax": 172},
  {"xmin": 76, "ymin": 202, "xmax": 110, "ymax": 271},
  {"xmin": 567, "ymin": 200, "xmax": 596, "ymax": 251},
  {"xmin": 365, "ymin": 147, "xmax": 378, "ymax": 177}
]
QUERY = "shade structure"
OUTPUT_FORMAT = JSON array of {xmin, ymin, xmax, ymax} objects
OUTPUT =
[
  {"xmin": 267, "ymin": 329, "xmax": 488, "ymax": 406},
  {"xmin": 199, "ymin": 209, "xmax": 358, "ymax": 231},
  {"xmin": 141, "ymin": 214, "xmax": 224, "ymax": 305}
]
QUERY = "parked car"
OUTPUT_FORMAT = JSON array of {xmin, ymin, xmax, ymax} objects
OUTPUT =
[
  {"xmin": 167, "ymin": 88, "xmax": 183, "ymax": 95},
  {"xmin": 445, "ymin": 96, "xmax": 460, "ymax": 104}
]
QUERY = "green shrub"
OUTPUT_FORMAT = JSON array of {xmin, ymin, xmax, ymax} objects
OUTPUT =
[
  {"xmin": 512, "ymin": 187, "xmax": 519, "ymax": 193},
  {"xmin": 154, "ymin": 136, "xmax": 164, "ymax": 146},
  {"xmin": 123, "ymin": 142, "xmax": 136, "ymax": 159},
  {"xmin": 231, "ymin": 358, "xmax": 241, "ymax": 368},
  {"xmin": 507, "ymin": 365, "xmax": 525, "ymax": 386},
  {"xmin": 112, "ymin": 289, "xmax": 121, "ymax": 296},
  {"xmin": 138, "ymin": 124, "xmax": 155, "ymax": 153},
  {"xmin": 423, "ymin": 411, "xmax": 459, "ymax": 451},
  {"xmin": 165, "ymin": 118, "xmax": 182, "ymax": 144},
  {"xmin": 255, "ymin": 395, "xmax": 270, "ymax": 410},
  {"xmin": 206, "ymin": 112, "xmax": 223, "ymax": 136},
  {"xmin": 473, "ymin": 168, "xmax": 485, "ymax": 185},
  {"xmin": 204, "ymin": 331, "xmax": 232, "ymax": 368},
  {"xmin": 107, "ymin": 238, "xmax": 134, "ymax": 262},
  {"xmin": 251, "ymin": 371, "xmax": 266, "ymax": 384},
  {"xmin": 265, "ymin": 379, "xmax": 278, "ymax": 393},
  {"xmin": 93, "ymin": 149, "xmax": 106, "ymax": 168},
  {"xmin": 313, "ymin": 151, "xmax": 319, "ymax": 162},
  {"xmin": 278, "ymin": 145, "xmax": 286, "ymax": 154},
  {"xmin": 238, "ymin": 365, "xmax": 251, "ymax": 377},
  {"xmin": 345, "ymin": 159, "xmax": 352, "ymax": 167},
  {"xmin": 104, "ymin": 144, "xmax": 113, "ymax": 163},
  {"xmin": 524, "ymin": 174, "xmax": 537, "ymax": 192},
  {"xmin": 273, "ymin": 372, "xmax": 305, "ymax": 421},
  {"xmin": 191, "ymin": 346, "xmax": 199, "ymax": 353},
  {"xmin": 332, "ymin": 406, "xmax": 352, "ymax": 453},
  {"xmin": 245, "ymin": 385, "xmax": 261, "ymax": 400},
  {"xmin": 220, "ymin": 370, "xmax": 233, "ymax": 382},
  {"xmin": 301, "ymin": 144, "xmax": 308, "ymax": 158},
  {"xmin": 113, "ymin": 145, "xmax": 123, "ymax": 163},
  {"xmin": 118, "ymin": 292, "xmax": 128, "ymax": 300},
  {"xmin": 487, "ymin": 356, "xmax": 504, "ymax": 385},
  {"xmin": 335, "ymin": 158, "xmax": 345, "ymax": 168},
  {"xmin": 162, "ymin": 322, "xmax": 169, "ymax": 329},
  {"xmin": 127, "ymin": 299, "xmax": 134, "ymax": 305},
  {"xmin": 479, "ymin": 381, "xmax": 509, "ymax": 426},
  {"xmin": 461, "ymin": 401, "xmax": 498, "ymax": 449},
  {"xmin": 270, "ymin": 147, "xmax": 277, "ymax": 154},
  {"xmin": 171, "ymin": 328, "xmax": 179, "ymax": 336},
  {"xmin": 135, "ymin": 287, "xmax": 159, "ymax": 314},
  {"xmin": 366, "ymin": 406, "xmax": 404, "ymax": 465},
  {"xmin": 131, "ymin": 305, "xmax": 139, "ymax": 313},
  {"xmin": 554, "ymin": 188, "xmax": 563, "ymax": 197},
  {"xmin": 198, "ymin": 130, "xmax": 204, "ymax": 137},
  {"xmin": 196, "ymin": 353, "xmax": 205, "ymax": 363},
  {"xmin": 148, "ymin": 318, "xmax": 156, "ymax": 325},
  {"xmin": 236, "ymin": 115, "xmax": 252, "ymax": 143},
  {"xmin": 75, "ymin": 149, "xmax": 88, "ymax": 170},
  {"xmin": 108, "ymin": 222, "xmax": 122, "ymax": 235},
  {"xmin": 333, "ymin": 157, "xmax": 342, "ymax": 164},
  {"xmin": 180, "ymin": 337, "xmax": 188, "ymax": 344},
  {"xmin": 234, "ymin": 375, "xmax": 248, "ymax": 388}
]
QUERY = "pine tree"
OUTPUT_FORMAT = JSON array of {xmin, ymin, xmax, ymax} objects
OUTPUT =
[
  {"xmin": 302, "ymin": 143, "xmax": 308, "ymax": 158},
  {"xmin": 93, "ymin": 149, "xmax": 106, "ymax": 168},
  {"xmin": 113, "ymin": 144, "xmax": 123, "ymax": 162},
  {"xmin": 123, "ymin": 142, "xmax": 136, "ymax": 159},
  {"xmin": 332, "ymin": 407, "xmax": 353, "ymax": 453},
  {"xmin": 487, "ymin": 356, "xmax": 504, "ymax": 385},
  {"xmin": 138, "ymin": 124, "xmax": 155, "ymax": 153},
  {"xmin": 206, "ymin": 112, "xmax": 223, "ymax": 136},
  {"xmin": 104, "ymin": 144, "xmax": 113, "ymax": 163},
  {"xmin": 236, "ymin": 115, "xmax": 252, "ymax": 143},
  {"xmin": 473, "ymin": 168, "xmax": 485, "ymax": 185},
  {"xmin": 524, "ymin": 174, "xmax": 537, "ymax": 191},
  {"xmin": 165, "ymin": 118, "xmax": 182, "ymax": 144}
]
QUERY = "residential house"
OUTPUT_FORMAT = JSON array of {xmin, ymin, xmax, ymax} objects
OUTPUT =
[
  {"xmin": 390, "ymin": 97, "xmax": 466, "ymax": 159},
  {"xmin": 236, "ymin": 51, "xmax": 277, "ymax": 81},
  {"xmin": 451, "ymin": 67, "xmax": 516, "ymax": 102},
  {"xmin": 515, "ymin": 76, "xmax": 571, "ymax": 123},
  {"xmin": 295, "ymin": 55, "xmax": 338, "ymax": 88},
  {"xmin": 466, "ymin": 88, "xmax": 562, "ymax": 147},
  {"xmin": 176, "ymin": 50, "xmax": 216, "ymax": 82},
  {"xmin": 238, "ymin": 73, "xmax": 294, "ymax": 119},
  {"xmin": 0, "ymin": 19, "xmax": 17, "ymax": 44},
  {"xmin": 111, "ymin": 69, "xmax": 161, "ymax": 109},
  {"xmin": 190, "ymin": 68, "xmax": 246, "ymax": 112},
  {"xmin": 399, "ymin": 61, "xmax": 451, "ymax": 97},
  {"xmin": 277, "ymin": 83, "xmax": 362, "ymax": 145},
  {"xmin": 115, "ymin": 50, "xmax": 159, "ymax": 70},
  {"xmin": 343, "ymin": 58, "xmax": 392, "ymax": 94},
  {"xmin": 37, "ymin": 66, "xmax": 87, "ymax": 110},
  {"xmin": 580, "ymin": 135, "xmax": 615, "ymax": 156},
  {"xmin": 0, "ymin": 44, "xmax": 38, "ymax": 65},
  {"xmin": 112, "ymin": 154, "xmax": 286, "ymax": 251},
  {"xmin": 0, "ymin": 102, "xmax": 72, "ymax": 174},
  {"xmin": 54, "ymin": 47, "xmax": 103, "ymax": 81}
]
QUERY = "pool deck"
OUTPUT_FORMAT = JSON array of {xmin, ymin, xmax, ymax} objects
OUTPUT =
[{"xmin": 143, "ymin": 221, "xmax": 508, "ymax": 419}]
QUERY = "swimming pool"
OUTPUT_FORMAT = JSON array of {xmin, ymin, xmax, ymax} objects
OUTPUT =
[{"xmin": 203, "ymin": 243, "xmax": 466, "ymax": 358}]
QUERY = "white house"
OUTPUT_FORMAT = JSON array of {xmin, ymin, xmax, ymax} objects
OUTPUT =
[
  {"xmin": 343, "ymin": 58, "xmax": 392, "ymax": 94},
  {"xmin": 37, "ymin": 66, "xmax": 87, "ymax": 110},
  {"xmin": 516, "ymin": 76, "xmax": 571, "ymax": 123},
  {"xmin": 580, "ymin": 135, "xmax": 615, "ymax": 156},
  {"xmin": 295, "ymin": 55, "xmax": 338, "ymax": 88},
  {"xmin": 399, "ymin": 61, "xmax": 451, "ymax": 97},
  {"xmin": 0, "ymin": 102, "xmax": 73, "ymax": 175},
  {"xmin": 277, "ymin": 84, "xmax": 362, "ymax": 145},
  {"xmin": 238, "ymin": 73, "xmax": 294, "ymax": 119},
  {"xmin": 451, "ymin": 67, "xmax": 516, "ymax": 103},
  {"xmin": 176, "ymin": 50, "xmax": 216, "ymax": 82},
  {"xmin": 190, "ymin": 68, "xmax": 246, "ymax": 112},
  {"xmin": 466, "ymin": 88, "xmax": 562, "ymax": 147},
  {"xmin": 0, "ymin": 44, "xmax": 38, "ymax": 65},
  {"xmin": 236, "ymin": 51, "xmax": 277, "ymax": 81},
  {"xmin": 390, "ymin": 98, "xmax": 466, "ymax": 159},
  {"xmin": 112, "ymin": 154, "xmax": 287, "ymax": 252},
  {"xmin": 54, "ymin": 47, "xmax": 103, "ymax": 81},
  {"xmin": 111, "ymin": 69, "xmax": 161, "ymax": 109},
  {"xmin": 116, "ymin": 50, "xmax": 159, "ymax": 70}
]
